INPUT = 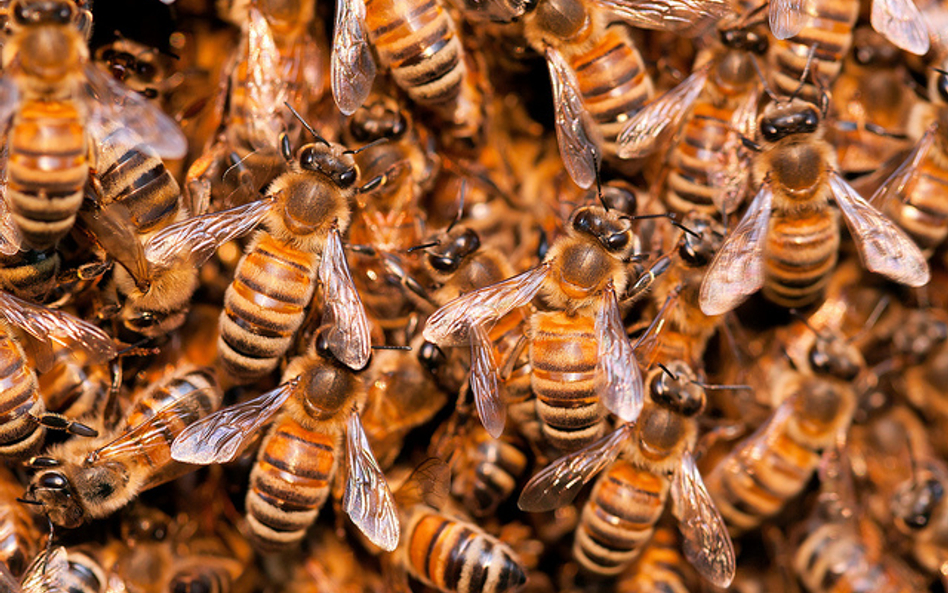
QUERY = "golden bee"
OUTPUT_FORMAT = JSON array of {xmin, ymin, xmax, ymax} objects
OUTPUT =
[
  {"xmin": 0, "ymin": 465, "xmax": 40, "ymax": 577},
  {"xmin": 698, "ymin": 95, "xmax": 929, "ymax": 315},
  {"xmin": 615, "ymin": 526, "xmax": 698, "ymax": 593},
  {"xmin": 24, "ymin": 366, "xmax": 222, "ymax": 528},
  {"xmin": 518, "ymin": 361, "xmax": 735, "ymax": 585}
]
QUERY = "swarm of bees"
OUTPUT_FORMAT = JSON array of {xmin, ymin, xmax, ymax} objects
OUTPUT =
[{"xmin": 1, "ymin": 0, "xmax": 948, "ymax": 590}]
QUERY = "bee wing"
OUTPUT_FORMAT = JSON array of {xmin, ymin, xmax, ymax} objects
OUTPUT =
[
  {"xmin": 769, "ymin": 0, "xmax": 808, "ymax": 40},
  {"xmin": 828, "ymin": 172, "xmax": 930, "ymax": 287},
  {"xmin": 595, "ymin": 285, "xmax": 644, "ymax": 424},
  {"xmin": 710, "ymin": 87, "xmax": 759, "ymax": 215},
  {"xmin": 0, "ymin": 77, "xmax": 19, "ymax": 129},
  {"xmin": 617, "ymin": 65, "xmax": 709, "ymax": 159},
  {"xmin": 331, "ymin": 0, "xmax": 377, "ymax": 115},
  {"xmin": 671, "ymin": 451, "xmax": 736, "ymax": 588},
  {"xmin": 243, "ymin": 8, "xmax": 286, "ymax": 150},
  {"xmin": 699, "ymin": 183, "xmax": 772, "ymax": 316},
  {"xmin": 83, "ymin": 65, "xmax": 187, "ymax": 160},
  {"xmin": 870, "ymin": 126, "xmax": 935, "ymax": 210},
  {"xmin": 546, "ymin": 47, "xmax": 599, "ymax": 189},
  {"xmin": 0, "ymin": 183, "xmax": 23, "ymax": 257},
  {"xmin": 78, "ymin": 201, "xmax": 150, "ymax": 285},
  {"xmin": 170, "ymin": 380, "xmax": 297, "ymax": 465},
  {"xmin": 0, "ymin": 291, "xmax": 116, "ymax": 363},
  {"xmin": 20, "ymin": 546, "xmax": 68, "ymax": 593},
  {"xmin": 394, "ymin": 458, "xmax": 451, "ymax": 510},
  {"xmin": 319, "ymin": 228, "xmax": 371, "ymax": 370},
  {"xmin": 344, "ymin": 411, "xmax": 400, "ymax": 551},
  {"xmin": 143, "ymin": 197, "xmax": 275, "ymax": 272},
  {"xmin": 470, "ymin": 323, "xmax": 506, "ymax": 438},
  {"xmin": 871, "ymin": 0, "xmax": 930, "ymax": 55},
  {"xmin": 518, "ymin": 423, "xmax": 633, "ymax": 512},
  {"xmin": 594, "ymin": 0, "xmax": 734, "ymax": 34},
  {"xmin": 424, "ymin": 264, "xmax": 550, "ymax": 347}
]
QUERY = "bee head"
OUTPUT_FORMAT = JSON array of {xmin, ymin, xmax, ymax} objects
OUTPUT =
[
  {"xmin": 11, "ymin": 0, "xmax": 74, "ymax": 26},
  {"xmin": 892, "ymin": 473, "xmax": 945, "ymax": 533},
  {"xmin": 808, "ymin": 335, "xmax": 862, "ymax": 381},
  {"xmin": 677, "ymin": 212, "xmax": 724, "ymax": 268},
  {"xmin": 297, "ymin": 143, "xmax": 358, "ymax": 189},
  {"xmin": 719, "ymin": 25, "xmax": 768, "ymax": 55},
  {"xmin": 570, "ymin": 206, "xmax": 634, "ymax": 257},
  {"xmin": 892, "ymin": 310, "xmax": 948, "ymax": 365},
  {"xmin": 349, "ymin": 100, "xmax": 408, "ymax": 143},
  {"xmin": 649, "ymin": 361, "xmax": 705, "ymax": 417},
  {"xmin": 428, "ymin": 228, "xmax": 481, "ymax": 273},
  {"xmin": 758, "ymin": 101, "xmax": 820, "ymax": 142},
  {"xmin": 27, "ymin": 467, "xmax": 84, "ymax": 529}
]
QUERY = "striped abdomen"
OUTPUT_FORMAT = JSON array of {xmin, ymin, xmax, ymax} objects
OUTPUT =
[
  {"xmin": 763, "ymin": 207, "xmax": 839, "ymax": 308},
  {"xmin": 616, "ymin": 527, "xmax": 696, "ymax": 593},
  {"xmin": 0, "ymin": 465, "xmax": 39, "ymax": 576},
  {"xmin": 0, "ymin": 330, "xmax": 43, "ymax": 458},
  {"xmin": 245, "ymin": 414, "xmax": 336, "ymax": 551},
  {"xmin": 123, "ymin": 368, "xmax": 218, "ymax": 431},
  {"xmin": 457, "ymin": 428, "xmax": 529, "ymax": 517},
  {"xmin": 218, "ymin": 233, "xmax": 319, "ymax": 383},
  {"xmin": 574, "ymin": 460, "xmax": 668, "ymax": 576},
  {"xmin": 570, "ymin": 25, "xmax": 652, "ymax": 161},
  {"xmin": 770, "ymin": 0, "xmax": 858, "ymax": 105},
  {"xmin": 404, "ymin": 509, "xmax": 526, "ymax": 593},
  {"xmin": 880, "ymin": 136, "xmax": 948, "ymax": 254},
  {"xmin": 530, "ymin": 311, "xmax": 606, "ymax": 452},
  {"xmin": 0, "ymin": 248, "xmax": 59, "ymax": 301},
  {"xmin": 7, "ymin": 100, "xmax": 87, "ymax": 250}
]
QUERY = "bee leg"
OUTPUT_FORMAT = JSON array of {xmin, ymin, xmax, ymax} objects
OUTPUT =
[{"xmin": 31, "ymin": 413, "xmax": 98, "ymax": 437}]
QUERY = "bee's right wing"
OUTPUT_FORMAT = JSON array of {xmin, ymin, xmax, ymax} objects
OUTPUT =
[
  {"xmin": 19, "ymin": 546, "xmax": 68, "ymax": 593},
  {"xmin": 143, "ymin": 197, "xmax": 275, "ymax": 272},
  {"xmin": 79, "ymin": 200, "xmax": 149, "ymax": 286},
  {"xmin": 318, "ymin": 228, "xmax": 372, "ymax": 370},
  {"xmin": 423, "ymin": 264, "xmax": 549, "ymax": 347},
  {"xmin": 711, "ymin": 87, "xmax": 760, "ymax": 215},
  {"xmin": 870, "ymin": 126, "xmax": 935, "ymax": 210},
  {"xmin": 617, "ymin": 65, "xmax": 709, "ymax": 159},
  {"xmin": 594, "ymin": 0, "xmax": 734, "ymax": 35},
  {"xmin": 469, "ymin": 323, "xmax": 506, "ymax": 439},
  {"xmin": 595, "ymin": 285, "xmax": 644, "ymax": 424},
  {"xmin": 170, "ymin": 379, "xmax": 298, "ymax": 465},
  {"xmin": 518, "ymin": 423, "xmax": 633, "ymax": 512},
  {"xmin": 546, "ymin": 47, "xmax": 600, "ymax": 190},
  {"xmin": 699, "ymin": 183, "xmax": 773, "ymax": 316},
  {"xmin": 769, "ymin": 0, "xmax": 808, "ymax": 40},
  {"xmin": 0, "ymin": 77, "xmax": 18, "ymax": 130},
  {"xmin": 871, "ymin": 0, "xmax": 930, "ymax": 55},
  {"xmin": 331, "ymin": 0, "xmax": 377, "ymax": 115},
  {"xmin": 0, "ymin": 291, "xmax": 116, "ymax": 363},
  {"xmin": 243, "ymin": 8, "xmax": 286, "ymax": 150},
  {"xmin": 343, "ymin": 411, "xmax": 400, "ymax": 552}
]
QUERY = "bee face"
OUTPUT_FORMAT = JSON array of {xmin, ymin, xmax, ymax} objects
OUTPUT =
[
  {"xmin": 759, "ymin": 102, "xmax": 821, "ymax": 143},
  {"xmin": 678, "ymin": 213, "xmax": 724, "ymax": 268},
  {"xmin": 298, "ymin": 145, "xmax": 358, "ymax": 188},
  {"xmin": 11, "ymin": 0, "xmax": 74, "ymax": 26},
  {"xmin": 428, "ymin": 229, "xmax": 481, "ymax": 273},
  {"xmin": 349, "ymin": 102, "xmax": 409, "ymax": 143},
  {"xmin": 808, "ymin": 337, "xmax": 862, "ymax": 381},
  {"xmin": 718, "ymin": 26, "xmax": 768, "ymax": 55},
  {"xmin": 29, "ymin": 469, "xmax": 83, "ymax": 528},
  {"xmin": 648, "ymin": 363, "xmax": 705, "ymax": 418},
  {"xmin": 569, "ymin": 206, "xmax": 635, "ymax": 256}
]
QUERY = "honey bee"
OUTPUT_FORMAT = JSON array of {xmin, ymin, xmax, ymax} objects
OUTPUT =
[
  {"xmin": 0, "ymin": 246, "xmax": 60, "ymax": 301},
  {"xmin": 424, "ymin": 204, "xmax": 652, "ymax": 446},
  {"xmin": 614, "ymin": 525, "xmax": 698, "ymax": 593},
  {"xmin": 518, "ymin": 361, "xmax": 735, "ymax": 585},
  {"xmin": 698, "ymin": 96, "xmax": 929, "ymax": 315},
  {"xmin": 217, "ymin": 124, "xmax": 371, "ymax": 382},
  {"xmin": 37, "ymin": 338, "xmax": 113, "ymax": 432},
  {"xmin": 24, "ymin": 366, "xmax": 222, "ymax": 528},
  {"xmin": 870, "ymin": 64, "xmax": 948, "ymax": 257},
  {"xmin": 94, "ymin": 38, "xmax": 171, "ymax": 101},
  {"xmin": 0, "ymin": 290, "xmax": 116, "ymax": 459},
  {"xmin": 0, "ymin": 465, "xmax": 39, "ymax": 577},
  {"xmin": 890, "ymin": 457, "xmax": 948, "ymax": 584},
  {"xmin": 0, "ymin": 0, "xmax": 186, "ymax": 251},
  {"xmin": 171, "ymin": 342, "xmax": 399, "ymax": 552}
]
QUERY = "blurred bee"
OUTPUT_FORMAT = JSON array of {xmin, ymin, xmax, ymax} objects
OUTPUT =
[
  {"xmin": 0, "ymin": 247, "xmax": 60, "ymax": 301},
  {"xmin": 617, "ymin": 15, "xmax": 769, "ymax": 217},
  {"xmin": 518, "ymin": 361, "xmax": 735, "ymax": 586},
  {"xmin": 24, "ymin": 367, "xmax": 222, "ymax": 528},
  {"xmin": 171, "ymin": 341, "xmax": 399, "ymax": 553},
  {"xmin": 0, "ymin": 291, "xmax": 115, "ymax": 459},
  {"xmin": 0, "ymin": 0, "xmax": 186, "ymax": 252},
  {"xmin": 614, "ymin": 526, "xmax": 698, "ymax": 593},
  {"xmin": 870, "ymin": 63, "xmax": 948, "ymax": 257},
  {"xmin": 698, "ymin": 94, "xmax": 929, "ymax": 315},
  {"xmin": 94, "ymin": 37, "xmax": 172, "ymax": 101},
  {"xmin": 424, "ymin": 204, "xmax": 654, "ymax": 447},
  {"xmin": 37, "ymin": 338, "xmax": 113, "ymax": 431},
  {"xmin": 890, "ymin": 456, "xmax": 948, "ymax": 584},
  {"xmin": 0, "ymin": 465, "xmax": 39, "ymax": 577},
  {"xmin": 217, "ymin": 121, "xmax": 372, "ymax": 383},
  {"xmin": 0, "ymin": 546, "xmax": 71, "ymax": 593}
]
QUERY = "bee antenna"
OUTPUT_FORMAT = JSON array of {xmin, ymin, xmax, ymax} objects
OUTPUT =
[
  {"xmin": 695, "ymin": 381, "xmax": 754, "ymax": 391},
  {"xmin": 284, "ymin": 102, "xmax": 330, "ymax": 147},
  {"xmin": 789, "ymin": 43, "xmax": 819, "ymax": 103},
  {"xmin": 847, "ymin": 295, "xmax": 890, "ymax": 345},
  {"xmin": 625, "ymin": 213, "xmax": 701, "ymax": 239},
  {"xmin": 343, "ymin": 137, "xmax": 389, "ymax": 155},
  {"xmin": 16, "ymin": 497, "xmax": 44, "ymax": 506},
  {"xmin": 446, "ymin": 179, "xmax": 467, "ymax": 235},
  {"xmin": 657, "ymin": 362, "xmax": 678, "ymax": 380},
  {"xmin": 406, "ymin": 240, "xmax": 440, "ymax": 253},
  {"xmin": 595, "ymin": 167, "xmax": 607, "ymax": 211},
  {"xmin": 371, "ymin": 344, "xmax": 412, "ymax": 351},
  {"xmin": 750, "ymin": 55, "xmax": 779, "ymax": 102}
]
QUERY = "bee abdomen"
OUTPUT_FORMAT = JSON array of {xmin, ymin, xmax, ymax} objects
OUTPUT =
[
  {"xmin": 0, "ymin": 249, "xmax": 59, "ymax": 300},
  {"xmin": 763, "ymin": 208, "xmax": 839, "ymax": 308},
  {"xmin": 531, "ymin": 312, "xmax": 604, "ymax": 451},
  {"xmin": 406, "ymin": 511, "xmax": 526, "ymax": 593},
  {"xmin": 0, "ymin": 333, "xmax": 42, "ymax": 458},
  {"xmin": 882, "ymin": 156, "xmax": 948, "ymax": 253},
  {"xmin": 7, "ymin": 100, "xmax": 87, "ymax": 250},
  {"xmin": 246, "ymin": 415, "xmax": 335, "ymax": 551},
  {"xmin": 464, "ymin": 433, "xmax": 529, "ymax": 516},
  {"xmin": 124, "ymin": 368, "xmax": 218, "ymax": 429},
  {"xmin": 575, "ymin": 461, "xmax": 667, "ymax": 576},
  {"xmin": 616, "ymin": 527, "xmax": 695, "ymax": 593},
  {"xmin": 664, "ymin": 108, "xmax": 731, "ymax": 215},
  {"xmin": 219, "ymin": 234, "xmax": 318, "ymax": 382}
]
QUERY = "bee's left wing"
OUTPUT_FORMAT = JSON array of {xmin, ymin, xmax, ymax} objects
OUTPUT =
[
  {"xmin": 711, "ymin": 86, "xmax": 760, "ymax": 215},
  {"xmin": 470, "ymin": 323, "xmax": 506, "ymax": 438},
  {"xmin": 344, "ymin": 411, "xmax": 400, "ymax": 551},
  {"xmin": 769, "ymin": 0, "xmax": 808, "ymax": 40},
  {"xmin": 594, "ymin": 0, "xmax": 734, "ymax": 35},
  {"xmin": 331, "ymin": 0, "xmax": 377, "ymax": 115},
  {"xmin": 84, "ymin": 64, "xmax": 187, "ymax": 160},
  {"xmin": 0, "ymin": 142, "xmax": 22, "ymax": 257},
  {"xmin": 871, "ymin": 0, "xmax": 929, "ymax": 55},
  {"xmin": 828, "ymin": 172, "xmax": 929, "ymax": 287},
  {"xmin": 595, "ymin": 284, "xmax": 644, "ymax": 423},
  {"xmin": 546, "ymin": 47, "xmax": 600, "ymax": 189},
  {"xmin": 20, "ymin": 546, "xmax": 68, "ymax": 593},
  {"xmin": 671, "ymin": 451, "xmax": 736, "ymax": 588},
  {"xmin": 319, "ymin": 228, "xmax": 371, "ymax": 370}
]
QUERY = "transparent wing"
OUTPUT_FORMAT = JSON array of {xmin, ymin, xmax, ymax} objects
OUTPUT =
[
  {"xmin": 143, "ymin": 197, "xmax": 274, "ymax": 272},
  {"xmin": 870, "ymin": 126, "xmax": 935, "ymax": 210},
  {"xmin": 829, "ymin": 172, "xmax": 930, "ymax": 287},
  {"xmin": 0, "ymin": 291, "xmax": 116, "ymax": 363},
  {"xmin": 0, "ymin": 77, "xmax": 19, "ymax": 131},
  {"xmin": 769, "ymin": 0, "xmax": 808, "ymax": 40},
  {"xmin": 617, "ymin": 65, "xmax": 709, "ymax": 159},
  {"xmin": 594, "ymin": 0, "xmax": 734, "ymax": 34},
  {"xmin": 20, "ymin": 546, "xmax": 68, "ymax": 593},
  {"xmin": 871, "ymin": 0, "xmax": 930, "ymax": 55},
  {"xmin": 0, "ymin": 143, "xmax": 21, "ymax": 257},
  {"xmin": 546, "ymin": 47, "xmax": 599, "ymax": 189},
  {"xmin": 170, "ymin": 380, "xmax": 297, "ymax": 465},
  {"xmin": 699, "ymin": 184, "xmax": 772, "ymax": 316},
  {"xmin": 344, "ymin": 411, "xmax": 400, "ymax": 551},
  {"xmin": 595, "ymin": 285, "xmax": 644, "ymax": 424},
  {"xmin": 710, "ymin": 87, "xmax": 759, "ymax": 215},
  {"xmin": 332, "ymin": 0, "xmax": 377, "ymax": 115},
  {"xmin": 319, "ymin": 228, "xmax": 372, "ymax": 370},
  {"xmin": 394, "ymin": 458, "xmax": 451, "ymax": 510},
  {"xmin": 83, "ymin": 65, "xmax": 187, "ymax": 160},
  {"xmin": 470, "ymin": 323, "xmax": 506, "ymax": 438},
  {"xmin": 243, "ymin": 7, "xmax": 286, "ymax": 150},
  {"xmin": 518, "ymin": 423, "xmax": 633, "ymax": 512},
  {"xmin": 424, "ymin": 264, "xmax": 549, "ymax": 347},
  {"xmin": 672, "ymin": 451, "xmax": 736, "ymax": 588}
]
